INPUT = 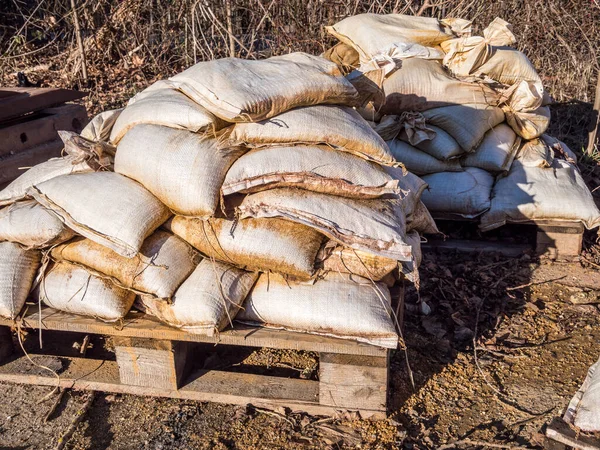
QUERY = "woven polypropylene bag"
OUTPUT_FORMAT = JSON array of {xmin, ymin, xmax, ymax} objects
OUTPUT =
[
  {"xmin": 238, "ymin": 188, "xmax": 412, "ymax": 261},
  {"xmin": 168, "ymin": 216, "xmax": 324, "ymax": 280},
  {"xmin": 222, "ymin": 145, "xmax": 399, "ymax": 199},
  {"xmin": 480, "ymin": 159, "xmax": 600, "ymax": 231},
  {"xmin": 237, "ymin": 272, "xmax": 398, "ymax": 348},
  {"xmin": 320, "ymin": 244, "xmax": 398, "ymax": 281},
  {"xmin": 109, "ymin": 80, "xmax": 227, "ymax": 144},
  {"xmin": 0, "ymin": 156, "xmax": 95, "ymax": 206},
  {"xmin": 115, "ymin": 124, "xmax": 245, "ymax": 217},
  {"xmin": 421, "ymin": 167, "xmax": 495, "ymax": 218},
  {"xmin": 51, "ymin": 231, "xmax": 198, "ymax": 300},
  {"xmin": 387, "ymin": 139, "xmax": 462, "ymax": 175},
  {"xmin": 399, "ymin": 124, "xmax": 463, "ymax": 161},
  {"xmin": 423, "ymin": 104, "xmax": 505, "ymax": 152},
  {"xmin": 39, "ymin": 261, "xmax": 135, "ymax": 322},
  {"xmin": 461, "ymin": 123, "xmax": 520, "ymax": 172},
  {"xmin": 565, "ymin": 357, "xmax": 600, "ymax": 432},
  {"xmin": 29, "ymin": 172, "xmax": 171, "ymax": 258},
  {"xmin": 137, "ymin": 259, "xmax": 258, "ymax": 336},
  {"xmin": 170, "ymin": 52, "xmax": 359, "ymax": 122},
  {"xmin": 505, "ymin": 105, "xmax": 550, "ymax": 140},
  {"xmin": 515, "ymin": 138, "xmax": 554, "ymax": 168},
  {"xmin": 225, "ymin": 105, "xmax": 395, "ymax": 165},
  {"xmin": 0, "ymin": 242, "xmax": 40, "ymax": 319},
  {"xmin": 81, "ymin": 109, "xmax": 122, "ymax": 143},
  {"xmin": 0, "ymin": 200, "xmax": 75, "ymax": 248}
]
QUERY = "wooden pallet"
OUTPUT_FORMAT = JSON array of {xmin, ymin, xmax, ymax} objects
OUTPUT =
[
  {"xmin": 424, "ymin": 214, "xmax": 584, "ymax": 258},
  {"xmin": 0, "ymin": 300, "xmax": 402, "ymax": 418}
]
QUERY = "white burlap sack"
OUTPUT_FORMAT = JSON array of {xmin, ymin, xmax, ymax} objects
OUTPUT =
[
  {"xmin": 461, "ymin": 123, "xmax": 520, "ymax": 172},
  {"xmin": 237, "ymin": 272, "xmax": 398, "ymax": 348},
  {"xmin": 423, "ymin": 104, "xmax": 505, "ymax": 152},
  {"xmin": 421, "ymin": 167, "xmax": 495, "ymax": 218},
  {"xmin": 505, "ymin": 105, "xmax": 550, "ymax": 140},
  {"xmin": 226, "ymin": 105, "xmax": 395, "ymax": 165},
  {"xmin": 399, "ymin": 124, "xmax": 463, "ymax": 161},
  {"xmin": 115, "ymin": 125, "xmax": 245, "ymax": 217},
  {"xmin": 168, "ymin": 216, "xmax": 324, "ymax": 280},
  {"xmin": 474, "ymin": 46, "xmax": 542, "ymax": 87},
  {"xmin": 387, "ymin": 139, "xmax": 462, "ymax": 175},
  {"xmin": 170, "ymin": 52, "xmax": 358, "ymax": 122},
  {"xmin": 237, "ymin": 188, "xmax": 412, "ymax": 261},
  {"xmin": 0, "ymin": 200, "xmax": 75, "ymax": 248},
  {"xmin": 325, "ymin": 13, "xmax": 471, "ymax": 64},
  {"xmin": 380, "ymin": 59, "xmax": 500, "ymax": 114},
  {"xmin": 0, "ymin": 242, "xmax": 41, "ymax": 319},
  {"xmin": 29, "ymin": 172, "xmax": 171, "ymax": 258},
  {"xmin": 39, "ymin": 261, "xmax": 135, "ymax": 322},
  {"xmin": 81, "ymin": 109, "xmax": 123, "ymax": 143},
  {"xmin": 564, "ymin": 356, "xmax": 600, "ymax": 432},
  {"xmin": 109, "ymin": 80, "xmax": 227, "ymax": 144},
  {"xmin": 320, "ymin": 243, "xmax": 398, "ymax": 281},
  {"xmin": 51, "ymin": 231, "xmax": 198, "ymax": 300},
  {"xmin": 480, "ymin": 159, "xmax": 600, "ymax": 231},
  {"xmin": 222, "ymin": 145, "xmax": 399, "ymax": 199},
  {"xmin": 515, "ymin": 138, "xmax": 554, "ymax": 168},
  {"xmin": 138, "ymin": 259, "xmax": 258, "ymax": 336}
]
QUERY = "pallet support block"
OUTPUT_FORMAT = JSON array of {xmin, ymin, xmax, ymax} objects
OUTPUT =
[
  {"xmin": 0, "ymin": 326, "xmax": 13, "ymax": 363},
  {"xmin": 536, "ymin": 222, "xmax": 584, "ymax": 258},
  {"xmin": 319, "ymin": 353, "xmax": 389, "ymax": 413},
  {"xmin": 114, "ymin": 337, "xmax": 193, "ymax": 391}
]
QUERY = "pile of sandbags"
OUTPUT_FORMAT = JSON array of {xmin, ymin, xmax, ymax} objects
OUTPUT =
[
  {"xmin": 0, "ymin": 52, "xmax": 436, "ymax": 349},
  {"xmin": 324, "ymin": 14, "xmax": 600, "ymax": 230}
]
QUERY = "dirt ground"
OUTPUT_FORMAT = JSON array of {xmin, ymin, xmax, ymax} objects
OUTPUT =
[{"xmin": 1, "ymin": 247, "xmax": 599, "ymax": 449}]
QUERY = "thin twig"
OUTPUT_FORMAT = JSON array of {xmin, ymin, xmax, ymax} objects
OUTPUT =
[{"xmin": 54, "ymin": 391, "xmax": 96, "ymax": 450}]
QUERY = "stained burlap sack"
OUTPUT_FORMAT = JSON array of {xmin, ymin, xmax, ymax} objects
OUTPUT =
[
  {"xmin": 320, "ymin": 243, "xmax": 398, "ymax": 281},
  {"xmin": 325, "ymin": 13, "xmax": 471, "ymax": 64},
  {"xmin": 222, "ymin": 145, "xmax": 399, "ymax": 199},
  {"xmin": 237, "ymin": 272, "xmax": 398, "ymax": 348},
  {"xmin": 322, "ymin": 42, "xmax": 360, "ymax": 74},
  {"xmin": 137, "ymin": 259, "xmax": 258, "ymax": 336},
  {"xmin": 399, "ymin": 124, "xmax": 463, "ymax": 161},
  {"xmin": 225, "ymin": 105, "xmax": 395, "ymax": 165},
  {"xmin": 461, "ymin": 123, "xmax": 520, "ymax": 172},
  {"xmin": 407, "ymin": 200, "xmax": 439, "ymax": 234},
  {"xmin": 372, "ymin": 113, "xmax": 436, "ymax": 144},
  {"xmin": 167, "ymin": 216, "xmax": 324, "ymax": 279},
  {"xmin": 29, "ymin": 172, "xmax": 171, "ymax": 258},
  {"xmin": 51, "ymin": 231, "xmax": 198, "ymax": 300},
  {"xmin": 387, "ymin": 139, "xmax": 462, "ymax": 175},
  {"xmin": 170, "ymin": 52, "xmax": 358, "ymax": 122},
  {"xmin": 505, "ymin": 105, "xmax": 550, "ymax": 140},
  {"xmin": 39, "ymin": 261, "xmax": 135, "ymax": 322},
  {"xmin": 0, "ymin": 242, "xmax": 41, "ymax": 319},
  {"xmin": 115, "ymin": 125, "xmax": 245, "ymax": 217},
  {"xmin": 421, "ymin": 167, "xmax": 495, "ymax": 218},
  {"xmin": 238, "ymin": 188, "xmax": 412, "ymax": 261},
  {"xmin": 564, "ymin": 357, "xmax": 600, "ymax": 432},
  {"xmin": 480, "ymin": 159, "xmax": 600, "ymax": 231},
  {"xmin": 0, "ymin": 200, "xmax": 75, "ymax": 248},
  {"xmin": 515, "ymin": 138, "xmax": 554, "ymax": 168},
  {"xmin": 541, "ymin": 134, "xmax": 577, "ymax": 164},
  {"xmin": 380, "ymin": 59, "xmax": 500, "ymax": 114},
  {"xmin": 109, "ymin": 80, "xmax": 227, "ymax": 144},
  {"xmin": 422, "ymin": 104, "xmax": 505, "ymax": 152},
  {"xmin": 80, "ymin": 109, "xmax": 122, "ymax": 143}
]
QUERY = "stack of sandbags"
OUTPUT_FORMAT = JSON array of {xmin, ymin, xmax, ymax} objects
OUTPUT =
[{"xmin": 324, "ymin": 14, "xmax": 600, "ymax": 231}]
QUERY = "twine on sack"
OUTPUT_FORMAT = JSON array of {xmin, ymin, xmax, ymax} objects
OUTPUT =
[{"xmin": 202, "ymin": 219, "xmax": 236, "ymax": 265}]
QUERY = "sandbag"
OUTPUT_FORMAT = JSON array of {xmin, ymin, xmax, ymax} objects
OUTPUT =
[
  {"xmin": 39, "ymin": 261, "xmax": 135, "ymax": 322},
  {"xmin": 222, "ymin": 145, "xmax": 399, "ymax": 199},
  {"xmin": 380, "ymin": 59, "xmax": 500, "ymax": 114},
  {"xmin": 399, "ymin": 124, "xmax": 463, "ymax": 161},
  {"xmin": 237, "ymin": 188, "xmax": 412, "ymax": 261},
  {"xmin": 515, "ymin": 138, "xmax": 554, "ymax": 168},
  {"xmin": 51, "ymin": 231, "xmax": 198, "ymax": 300},
  {"xmin": 421, "ymin": 167, "xmax": 494, "ymax": 218},
  {"xmin": 81, "ymin": 109, "xmax": 123, "ymax": 142},
  {"xmin": 109, "ymin": 80, "xmax": 227, "ymax": 144},
  {"xmin": 0, "ymin": 242, "xmax": 41, "ymax": 319},
  {"xmin": 137, "ymin": 259, "xmax": 258, "ymax": 336},
  {"xmin": 319, "ymin": 243, "xmax": 398, "ymax": 281},
  {"xmin": 237, "ymin": 272, "xmax": 398, "ymax": 348},
  {"xmin": 565, "ymin": 356, "xmax": 600, "ymax": 432},
  {"xmin": 170, "ymin": 52, "xmax": 358, "ymax": 122},
  {"xmin": 167, "ymin": 216, "xmax": 324, "ymax": 279},
  {"xmin": 322, "ymin": 42, "xmax": 360, "ymax": 74},
  {"xmin": 387, "ymin": 139, "xmax": 463, "ymax": 175},
  {"xmin": 115, "ymin": 125, "xmax": 245, "ymax": 217},
  {"xmin": 541, "ymin": 134, "xmax": 577, "ymax": 164},
  {"xmin": 225, "ymin": 105, "xmax": 395, "ymax": 165},
  {"xmin": 423, "ymin": 103, "xmax": 505, "ymax": 152},
  {"xmin": 480, "ymin": 159, "xmax": 600, "ymax": 231},
  {"xmin": 325, "ymin": 13, "xmax": 470, "ymax": 64},
  {"xmin": 505, "ymin": 105, "xmax": 550, "ymax": 140},
  {"xmin": 0, "ymin": 200, "xmax": 75, "ymax": 248},
  {"xmin": 408, "ymin": 200, "xmax": 439, "ymax": 234},
  {"xmin": 29, "ymin": 172, "xmax": 171, "ymax": 258},
  {"xmin": 473, "ymin": 46, "xmax": 542, "ymax": 87},
  {"xmin": 461, "ymin": 123, "xmax": 520, "ymax": 172}
]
